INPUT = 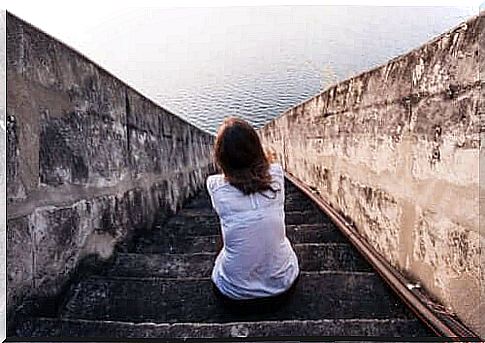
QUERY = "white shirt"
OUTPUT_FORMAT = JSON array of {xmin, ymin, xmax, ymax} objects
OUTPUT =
[{"xmin": 206, "ymin": 163, "xmax": 300, "ymax": 300}]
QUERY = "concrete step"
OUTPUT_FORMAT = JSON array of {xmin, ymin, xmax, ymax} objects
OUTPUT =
[
  {"xmin": 165, "ymin": 210, "xmax": 220, "ymax": 229},
  {"xmin": 101, "ymin": 243, "xmax": 373, "ymax": 278},
  {"xmin": 164, "ymin": 209, "xmax": 325, "ymax": 228},
  {"xmin": 287, "ymin": 223, "xmax": 346, "ymax": 244},
  {"xmin": 181, "ymin": 190, "xmax": 312, "ymax": 211},
  {"xmin": 179, "ymin": 193, "xmax": 318, "ymax": 213},
  {"xmin": 179, "ymin": 178, "xmax": 319, "ymax": 213},
  {"xmin": 285, "ymin": 210, "xmax": 329, "ymax": 225},
  {"xmin": 183, "ymin": 194, "xmax": 212, "ymax": 209},
  {"xmin": 133, "ymin": 211, "xmax": 336, "ymax": 250},
  {"xmin": 17, "ymin": 317, "xmax": 434, "ymax": 338},
  {"xmin": 61, "ymin": 272, "xmax": 415, "ymax": 323},
  {"xmin": 12, "ymin": 179, "xmax": 436, "ymax": 339},
  {"xmin": 135, "ymin": 234, "xmax": 220, "ymax": 254},
  {"xmin": 134, "ymin": 223, "xmax": 347, "ymax": 254},
  {"xmin": 178, "ymin": 207, "xmax": 217, "ymax": 216},
  {"xmin": 159, "ymin": 219, "xmax": 219, "ymax": 237},
  {"xmin": 181, "ymin": 183, "xmax": 312, "ymax": 210},
  {"xmin": 158, "ymin": 182, "xmax": 326, "ymax": 231},
  {"xmin": 284, "ymin": 199, "xmax": 319, "ymax": 212},
  {"xmin": 168, "ymin": 198, "xmax": 319, "ymax": 216},
  {"xmin": 296, "ymin": 243, "xmax": 373, "ymax": 272}
]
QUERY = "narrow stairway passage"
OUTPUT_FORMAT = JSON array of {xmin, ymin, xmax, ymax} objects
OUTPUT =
[{"xmin": 16, "ymin": 179, "xmax": 438, "ymax": 338}]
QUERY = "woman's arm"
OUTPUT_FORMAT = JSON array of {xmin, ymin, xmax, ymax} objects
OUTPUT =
[{"xmin": 265, "ymin": 146, "xmax": 278, "ymax": 163}]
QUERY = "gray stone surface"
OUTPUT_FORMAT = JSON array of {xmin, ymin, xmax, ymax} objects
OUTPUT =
[
  {"xmin": 0, "ymin": 10, "xmax": 6, "ymax": 341},
  {"xmin": 61, "ymin": 273, "xmax": 414, "ymax": 323},
  {"xmin": 135, "ymin": 224, "xmax": 348, "ymax": 254},
  {"xmin": 286, "ymin": 224, "xmax": 348, "ymax": 244},
  {"xmin": 98, "ymin": 243, "xmax": 372, "ymax": 278},
  {"xmin": 11, "ymin": 180, "xmax": 436, "ymax": 339},
  {"xmin": 6, "ymin": 217, "xmax": 33, "ymax": 322},
  {"xmin": 6, "ymin": 12, "xmax": 214, "ymax": 327},
  {"xmin": 259, "ymin": 14, "xmax": 484, "ymax": 335},
  {"xmin": 17, "ymin": 317, "xmax": 432, "ymax": 338},
  {"xmin": 132, "ymin": 180, "xmax": 348, "ymax": 255},
  {"xmin": 284, "ymin": 210, "xmax": 329, "ymax": 225}
]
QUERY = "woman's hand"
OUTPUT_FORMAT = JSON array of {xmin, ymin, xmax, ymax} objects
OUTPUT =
[{"xmin": 265, "ymin": 146, "xmax": 278, "ymax": 163}]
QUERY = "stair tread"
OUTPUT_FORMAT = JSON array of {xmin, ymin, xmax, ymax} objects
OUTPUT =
[
  {"xmin": 14, "ymin": 179, "xmax": 435, "ymax": 338},
  {"xmin": 160, "ymin": 209, "xmax": 326, "ymax": 230},
  {"xmin": 103, "ymin": 243, "xmax": 373, "ymax": 278},
  {"xmin": 61, "ymin": 272, "xmax": 416, "ymax": 323},
  {"xmin": 175, "ymin": 200, "xmax": 320, "ymax": 214},
  {"xmin": 17, "ymin": 317, "xmax": 434, "ymax": 338},
  {"xmin": 134, "ymin": 223, "xmax": 348, "ymax": 254}
]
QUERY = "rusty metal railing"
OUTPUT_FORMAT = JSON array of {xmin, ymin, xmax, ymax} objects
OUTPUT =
[{"xmin": 285, "ymin": 172, "xmax": 482, "ymax": 342}]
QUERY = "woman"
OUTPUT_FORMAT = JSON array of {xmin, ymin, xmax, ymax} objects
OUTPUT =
[{"xmin": 206, "ymin": 117, "xmax": 300, "ymax": 314}]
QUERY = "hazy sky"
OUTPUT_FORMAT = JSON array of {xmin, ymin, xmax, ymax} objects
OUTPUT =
[
  {"xmin": 5, "ymin": 3, "xmax": 481, "ymax": 132},
  {"xmin": 7, "ymin": 4, "xmax": 478, "ymax": 92}
]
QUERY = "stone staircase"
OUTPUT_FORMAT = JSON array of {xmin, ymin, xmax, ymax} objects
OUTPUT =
[{"xmin": 15, "ymin": 179, "xmax": 437, "ymax": 339}]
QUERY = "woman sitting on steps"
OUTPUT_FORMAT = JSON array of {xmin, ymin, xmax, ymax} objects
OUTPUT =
[{"xmin": 206, "ymin": 117, "xmax": 300, "ymax": 314}]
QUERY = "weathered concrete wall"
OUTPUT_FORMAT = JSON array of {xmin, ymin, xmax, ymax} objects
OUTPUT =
[
  {"xmin": 6, "ymin": 13, "xmax": 214, "ymax": 323},
  {"xmin": 259, "ymin": 15, "xmax": 483, "ymax": 336},
  {"xmin": 1, "ymin": 10, "xmax": 7, "ymax": 340}
]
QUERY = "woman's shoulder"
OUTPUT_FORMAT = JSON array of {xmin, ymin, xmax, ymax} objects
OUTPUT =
[
  {"xmin": 206, "ymin": 174, "xmax": 229, "ymax": 194},
  {"xmin": 207, "ymin": 163, "xmax": 283, "ymax": 194}
]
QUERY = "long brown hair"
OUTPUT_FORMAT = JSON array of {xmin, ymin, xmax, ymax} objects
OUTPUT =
[{"xmin": 214, "ymin": 117, "xmax": 279, "ymax": 196}]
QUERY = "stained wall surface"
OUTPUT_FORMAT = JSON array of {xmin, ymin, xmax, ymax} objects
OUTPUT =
[
  {"xmin": 6, "ymin": 13, "xmax": 214, "ymax": 322},
  {"xmin": 259, "ymin": 15, "xmax": 483, "ymax": 336}
]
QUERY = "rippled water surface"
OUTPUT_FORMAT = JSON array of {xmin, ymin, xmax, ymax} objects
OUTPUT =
[{"xmin": 36, "ymin": 6, "xmax": 476, "ymax": 135}]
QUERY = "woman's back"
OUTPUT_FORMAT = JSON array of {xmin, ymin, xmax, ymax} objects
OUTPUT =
[{"xmin": 207, "ymin": 163, "xmax": 299, "ymax": 300}]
